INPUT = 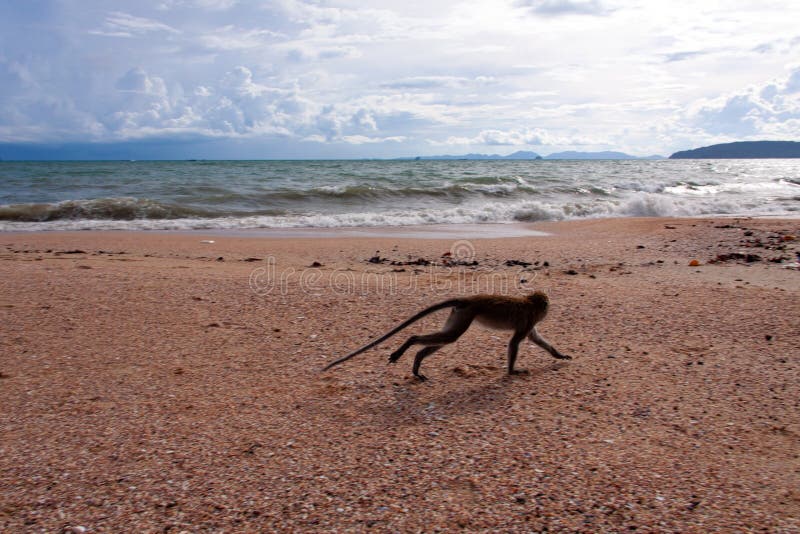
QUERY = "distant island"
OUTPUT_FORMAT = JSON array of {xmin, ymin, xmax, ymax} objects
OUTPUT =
[
  {"xmin": 406, "ymin": 150, "xmax": 664, "ymax": 161},
  {"xmin": 406, "ymin": 150, "xmax": 543, "ymax": 160},
  {"xmin": 670, "ymin": 141, "xmax": 800, "ymax": 159}
]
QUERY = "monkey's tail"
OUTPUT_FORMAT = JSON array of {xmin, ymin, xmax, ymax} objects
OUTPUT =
[{"xmin": 321, "ymin": 299, "xmax": 462, "ymax": 371}]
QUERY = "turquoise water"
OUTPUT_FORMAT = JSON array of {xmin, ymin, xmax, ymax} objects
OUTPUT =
[{"xmin": 0, "ymin": 159, "xmax": 798, "ymax": 231}]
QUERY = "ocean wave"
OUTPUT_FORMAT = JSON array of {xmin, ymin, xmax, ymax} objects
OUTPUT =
[
  {"xmin": 2, "ymin": 159, "xmax": 799, "ymax": 231},
  {"xmin": 3, "ymin": 193, "xmax": 795, "ymax": 232},
  {"xmin": 664, "ymin": 179, "xmax": 800, "ymax": 197},
  {"xmin": 0, "ymin": 197, "xmax": 222, "ymax": 222},
  {"xmin": 264, "ymin": 181, "xmax": 540, "ymax": 200}
]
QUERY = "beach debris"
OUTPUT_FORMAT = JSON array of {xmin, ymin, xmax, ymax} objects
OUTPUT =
[
  {"xmin": 782, "ymin": 234, "xmax": 796, "ymax": 241},
  {"xmin": 200, "ymin": 240, "xmax": 215, "ymax": 244},
  {"xmin": 367, "ymin": 254, "xmax": 387, "ymax": 264},
  {"xmin": 243, "ymin": 442, "xmax": 262, "ymax": 455},
  {"xmin": 664, "ymin": 225, "xmax": 676, "ymax": 229},
  {"xmin": 55, "ymin": 249, "xmax": 86, "ymax": 255},
  {"xmin": 564, "ymin": 269, "xmax": 579, "ymax": 275},
  {"xmin": 310, "ymin": 261, "xmax": 323, "ymax": 267},
  {"xmin": 688, "ymin": 259, "xmax": 700, "ymax": 266},
  {"xmin": 440, "ymin": 252, "xmax": 478, "ymax": 267},
  {"xmin": 505, "ymin": 259, "xmax": 532, "ymax": 267},
  {"xmin": 242, "ymin": 257, "xmax": 261, "ymax": 262},
  {"xmin": 710, "ymin": 253, "xmax": 761, "ymax": 264},
  {"xmin": 393, "ymin": 257, "xmax": 431, "ymax": 266}
]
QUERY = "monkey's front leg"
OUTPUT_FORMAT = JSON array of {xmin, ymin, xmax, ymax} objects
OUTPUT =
[{"xmin": 528, "ymin": 328, "xmax": 571, "ymax": 360}]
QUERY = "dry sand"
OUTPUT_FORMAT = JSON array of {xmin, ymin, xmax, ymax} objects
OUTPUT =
[{"xmin": 1, "ymin": 217, "xmax": 799, "ymax": 532}]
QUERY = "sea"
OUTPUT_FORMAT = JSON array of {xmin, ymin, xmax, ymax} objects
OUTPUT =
[{"xmin": 0, "ymin": 159, "xmax": 798, "ymax": 232}]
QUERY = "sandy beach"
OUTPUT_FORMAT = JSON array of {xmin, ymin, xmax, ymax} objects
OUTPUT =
[{"xmin": 1, "ymin": 217, "xmax": 799, "ymax": 532}]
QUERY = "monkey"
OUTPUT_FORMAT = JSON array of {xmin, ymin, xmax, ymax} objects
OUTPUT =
[{"xmin": 322, "ymin": 291, "xmax": 570, "ymax": 381}]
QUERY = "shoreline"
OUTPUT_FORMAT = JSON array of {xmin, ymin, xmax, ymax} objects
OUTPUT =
[
  {"xmin": 2, "ymin": 214, "xmax": 800, "ymax": 240},
  {"xmin": 1, "ymin": 215, "xmax": 798, "ymax": 531}
]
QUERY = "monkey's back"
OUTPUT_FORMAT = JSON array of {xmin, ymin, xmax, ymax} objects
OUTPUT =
[{"xmin": 462, "ymin": 293, "xmax": 549, "ymax": 331}]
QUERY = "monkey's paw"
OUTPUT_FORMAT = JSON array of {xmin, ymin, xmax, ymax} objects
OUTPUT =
[{"xmin": 554, "ymin": 352, "xmax": 572, "ymax": 360}]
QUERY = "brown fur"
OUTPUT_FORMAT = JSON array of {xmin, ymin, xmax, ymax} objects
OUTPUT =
[{"xmin": 323, "ymin": 291, "xmax": 570, "ymax": 381}]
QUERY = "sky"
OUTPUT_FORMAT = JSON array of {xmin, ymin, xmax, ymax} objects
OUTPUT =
[{"xmin": 1, "ymin": 0, "xmax": 799, "ymax": 159}]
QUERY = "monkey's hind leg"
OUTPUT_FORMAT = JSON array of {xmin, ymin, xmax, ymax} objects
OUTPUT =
[
  {"xmin": 388, "ymin": 308, "xmax": 472, "ymax": 365},
  {"xmin": 411, "ymin": 345, "xmax": 443, "ymax": 381},
  {"xmin": 507, "ymin": 330, "xmax": 529, "ymax": 375}
]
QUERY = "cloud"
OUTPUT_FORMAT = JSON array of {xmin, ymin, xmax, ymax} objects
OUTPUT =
[
  {"xmin": 381, "ymin": 76, "xmax": 497, "ymax": 91},
  {"xmin": 2, "ymin": 1, "xmax": 800, "ymax": 157},
  {"xmin": 662, "ymin": 51, "xmax": 706, "ymax": 63},
  {"xmin": 515, "ymin": 0, "xmax": 611, "ymax": 16},
  {"xmin": 83, "ymin": 65, "xmax": 403, "ymax": 145},
  {"xmin": 158, "ymin": 0, "xmax": 239, "ymax": 10},
  {"xmin": 198, "ymin": 26, "xmax": 284, "ymax": 51},
  {"xmin": 688, "ymin": 66, "xmax": 800, "ymax": 137},
  {"xmin": 115, "ymin": 67, "xmax": 167, "ymax": 95},
  {"xmin": 440, "ymin": 127, "xmax": 594, "ymax": 147},
  {"xmin": 90, "ymin": 12, "xmax": 179, "ymax": 38}
]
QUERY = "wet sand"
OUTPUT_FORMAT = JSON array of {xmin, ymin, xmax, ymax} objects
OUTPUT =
[{"xmin": 1, "ymin": 217, "xmax": 799, "ymax": 531}]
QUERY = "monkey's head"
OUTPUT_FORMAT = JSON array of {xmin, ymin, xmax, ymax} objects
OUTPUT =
[{"xmin": 526, "ymin": 290, "xmax": 549, "ymax": 307}]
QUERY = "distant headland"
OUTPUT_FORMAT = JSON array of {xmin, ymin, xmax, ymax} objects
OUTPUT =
[{"xmin": 669, "ymin": 141, "xmax": 800, "ymax": 159}]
